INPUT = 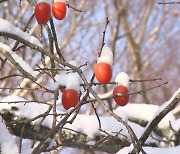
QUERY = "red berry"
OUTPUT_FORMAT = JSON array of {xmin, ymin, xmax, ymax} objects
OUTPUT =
[
  {"xmin": 35, "ymin": 2, "xmax": 51, "ymax": 24},
  {"xmin": 94, "ymin": 62, "xmax": 112, "ymax": 84},
  {"xmin": 62, "ymin": 89, "xmax": 78, "ymax": 110},
  {"xmin": 52, "ymin": 1, "xmax": 67, "ymax": 20},
  {"xmin": 113, "ymin": 85, "xmax": 129, "ymax": 106}
]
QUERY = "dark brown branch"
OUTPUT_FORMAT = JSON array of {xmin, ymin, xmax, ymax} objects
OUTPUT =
[
  {"xmin": 0, "ymin": 0, "xmax": 8, "ymax": 3},
  {"xmin": 49, "ymin": 18, "xmax": 65, "ymax": 61},
  {"xmin": 158, "ymin": 1, "xmax": 180, "ymax": 4},
  {"xmin": 0, "ymin": 74, "xmax": 23, "ymax": 81},
  {"xmin": 44, "ymin": 24, "xmax": 56, "ymax": 77},
  {"xmin": 92, "ymin": 103, "xmax": 102, "ymax": 129}
]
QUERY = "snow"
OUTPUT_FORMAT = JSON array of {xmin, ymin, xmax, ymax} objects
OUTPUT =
[
  {"xmin": 0, "ymin": 95, "xmax": 131, "ymax": 140},
  {"xmin": 0, "ymin": 43, "xmax": 37, "ymax": 78},
  {"xmin": 58, "ymin": 72, "xmax": 80, "ymax": 91},
  {"xmin": 116, "ymin": 144, "xmax": 134, "ymax": 154},
  {"xmin": 0, "ymin": 95, "xmax": 54, "ymax": 128},
  {"xmin": 57, "ymin": 60, "xmax": 81, "ymax": 91},
  {"xmin": 0, "ymin": 94, "xmax": 169, "ymax": 145},
  {"xmin": 48, "ymin": 139, "xmax": 57, "ymax": 149},
  {"xmin": 64, "ymin": 113, "xmax": 128, "ymax": 138},
  {"xmin": 97, "ymin": 46, "xmax": 113, "ymax": 66},
  {"xmin": 54, "ymin": 0, "xmax": 67, "ymax": 3},
  {"xmin": 0, "ymin": 116, "xmax": 19, "ymax": 154},
  {"xmin": 63, "ymin": 112, "xmax": 156, "ymax": 144},
  {"xmin": 144, "ymin": 88, "xmax": 180, "ymax": 131},
  {"xmin": 65, "ymin": 73, "xmax": 80, "ymax": 91},
  {"xmin": 0, "ymin": 94, "xmax": 178, "ymax": 139},
  {"xmin": 116, "ymin": 145, "xmax": 180, "ymax": 154},
  {"xmin": 21, "ymin": 139, "xmax": 40, "ymax": 154},
  {"xmin": 86, "ymin": 141, "xmax": 95, "ymax": 146},
  {"xmin": 37, "ymin": 0, "xmax": 52, "ymax": 7},
  {"xmin": 0, "ymin": 18, "xmax": 43, "ymax": 48},
  {"xmin": 0, "ymin": 95, "xmax": 26, "ymax": 110},
  {"xmin": 142, "ymin": 146, "xmax": 180, "ymax": 154},
  {"xmin": 172, "ymin": 118, "xmax": 180, "ymax": 131},
  {"xmin": 89, "ymin": 89, "xmax": 113, "ymax": 100},
  {"xmin": 115, "ymin": 72, "xmax": 129, "ymax": 89},
  {"xmin": 115, "ymin": 103, "xmax": 175, "ymax": 130},
  {"xmin": 96, "ymin": 89, "xmax": 113, "ymax": 98},
  {"xmin": 157, "ymin": 88, "xmax": 180, "ymax": 114},
  {"xmin": 0, "ymin": 90, "xmax": 179, "ymax": 153},
  {"xmin": 21, "ymin": 138, "xmax": 53, "ymax": 154},
  {"xmin": 48, "ymin": 81, "xmax": 60, "ymax": 91}
]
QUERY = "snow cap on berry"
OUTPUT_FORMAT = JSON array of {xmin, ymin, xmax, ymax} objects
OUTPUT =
[
  {"xmin": 115, "ymin": 72, "xmax": 129, "ymax": 89},
  {"xmin": 58, "ymin": 60, "xmax": 80, "ymax": 91},
  {"xmin": 97, "ymin": 46, "xmax": 113, "ymax": 66},
  {"xmin": 65, "ymin": 72, "xmax": 80, "ymax": 91},
  {"xmin": 54, "ymin": 0, "xmax": 67, "ymax": 3},
  {"xmin": 37, "ymin": 0, "xmax": 52, "ymax": 6}
]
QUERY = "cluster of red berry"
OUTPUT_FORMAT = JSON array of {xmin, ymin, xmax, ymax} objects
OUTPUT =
[
  {"xmin": 35, "ymin": 0, "xmax": 66, "ymax": 24},
  {"xmin": 94, "ymin": 55, "xmax": 129, "ymax": 107},
  {"xmin": 59, "ymin": 50, "xmax": 129, "ymax": 110},
  {"xmin": 34, "ymin": 0, "xmax": 129, "ymax": 109}
]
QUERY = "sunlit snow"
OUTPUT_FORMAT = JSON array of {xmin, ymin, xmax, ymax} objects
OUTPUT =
[
  {"xmin": 115, "ymin": 72, "xmax": 130, "ymax": 88},
  {"xmin": 0, "ymin": 116, "xmax": 19, "ymax": 154},
  {"xmin": 0, "ymin": 43, "xmax": 37, "ymax": 78},
  {"xmin": 97, "ymin": 46, "xmax": 113, "ymax": 66},
  {"xmin": 0, "ymin": 18, "xmax": 43, "ymax": 47}
]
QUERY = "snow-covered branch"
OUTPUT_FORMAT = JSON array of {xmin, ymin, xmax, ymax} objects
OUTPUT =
[
  {"xmin": 0, "ymin": 43, "xmax": 37, "ymax": 81},
  {"xmin": 0, "ymin": 90, "xmax": 179, "ymax": 153},
  {"xmin": 139, "ymin": 88, "xmax": 180, "ymax": 145},
  {"xmin": 0, "ymin": 2, "xmax": 179, "ymax": 154}
]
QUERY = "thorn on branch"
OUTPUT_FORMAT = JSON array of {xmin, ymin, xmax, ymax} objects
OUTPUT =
[{"xmin": 79, "ymin": 62, "xmax": 88, "ymax": 68}]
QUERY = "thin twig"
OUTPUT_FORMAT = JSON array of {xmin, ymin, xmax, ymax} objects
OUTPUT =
[
  {"xmin": 44, "ymin": 24, "xmax": 56, "ymax": 77},
  {"xmin": 12, "ymin": 13, "xmax": 35, "ymax": 51},
  {"xmin": 0, "ymin": 74, "xmax": 23, "ymax": 81},
  {"xmin": 158, "ymin": 2, "xmax": 180, "ymax": 4},
  {"xmin": 90, "ymin": 17, "xmax": 109, "ymax": 85},
  {"xmin": 0, "ymin": 100, "xmax": 52, "ymax": 106},
  {"xmin": 49, "ymin": 18, "xmax": 65, "ymax": 61},
  {"xmin": 52, "ymin": 90, "xmax": 58, "ymax": 129},
  {"xmin": 66, "ymin": 3, "xmax": 82, "ymax": 12},
  {"xmin": 85, "ymin": 82, "xmax": 168, "ymax": 103},
  {"xmin": 62, "ymin": 127, "xmax": 87, "ymax": 137},
  {"xmin": 92, "ymin": 103, "xmax": 101, "ymax": 129}
]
